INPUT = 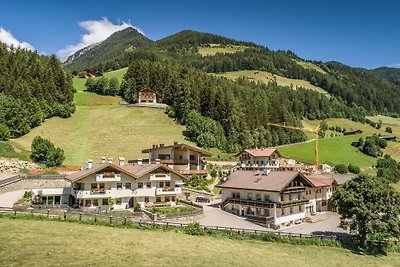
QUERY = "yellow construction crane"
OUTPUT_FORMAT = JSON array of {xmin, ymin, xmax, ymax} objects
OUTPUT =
[{"xmin": 268, "ymin": 123, "xmax": 320, "ymax": 168}]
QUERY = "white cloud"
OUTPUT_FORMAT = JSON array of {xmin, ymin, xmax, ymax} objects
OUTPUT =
[
  {"xmin": 0, "ymin": 27, "xmax": 34, "ymax": 51},
  {"xmin": 58, "ymin": 17, "xmax": 143, "ymax": 60}
]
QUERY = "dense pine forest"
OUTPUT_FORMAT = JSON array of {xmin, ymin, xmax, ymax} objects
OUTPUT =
[
  {"xmin": 112, "ymin": 60, "xmax": 363, "ymax": 151},
  {"xmin": 0, "ymin": 44, "xmax": 75, "ymax": 139}
]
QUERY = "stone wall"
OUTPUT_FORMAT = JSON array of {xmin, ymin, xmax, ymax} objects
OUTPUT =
[{"xmin": 0, "ymin": 178, "xmax": 71, "ymax": 194}]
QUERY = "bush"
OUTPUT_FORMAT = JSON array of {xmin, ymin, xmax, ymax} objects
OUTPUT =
[
  {"xmin": 335, "ymin": 164, "xmax": 348, "ymax": 174},
  {"xmin": 133, "ymin": 204, "xmax": 141, "ymax": 212},
  {"xmin": 184, "ymin": 222, "xmax": 205, "ymax": 236},
  {"xmin": 31, "ymin": 136, "xmax": 64, "ymax": 167},
  {"xmin": 385, "ymin": 127, "xmax": 393, "ymax": 133},
  {"xmin": 348, "ymin": 164, "xmax": 361, "ymax": 174},
  {"xmin": 0, "ymin": 124, "xmax": 11, "ymax": 141}
]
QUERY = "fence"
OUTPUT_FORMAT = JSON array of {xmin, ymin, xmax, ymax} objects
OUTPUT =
[
  {"xmin": 0, "ymin": 206, "xmax": 358, "ymax": 243},
  {"xmin": 0, "ymin": 175, "xmax": 21, "ymax": 187}
]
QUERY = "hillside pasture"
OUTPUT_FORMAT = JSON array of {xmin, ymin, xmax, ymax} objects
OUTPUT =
[
  {"xmin": 216, "ymin": 70, "xmax": 329, "ymax": 95},
  {"xmin": 0, "ymin": 218, "xmax": 399, "ymax": 267},
  {"xmin": 198, "ymin": 44, "xmax": 247, "ymax": 56},
  {"xmin": 294, "ymin": 60, "xmax": 327, "ymax": 74},
  {"xmin": 9, "ymin": 69, "xmax": 192, "ymax": 167}
]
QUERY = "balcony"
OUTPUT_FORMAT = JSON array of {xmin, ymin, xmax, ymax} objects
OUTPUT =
[
  {"xmin": 96, "ymin": 173, "xmax": 121, "ymax": 182},
  {"xmin": 283, "ymin": 186, "xmax": 306, "ymax": 194},
  {"xmin": 277, "ymin": 198, "xmax": 309, "ymax": 208},
  {"xmin": 156, "ymin": 187, "xmax": 182, "ymax": 195},
  {"xmin": 150, "ymin": 173, "xmax": 171, "ymax": 181},
  {"xmin": 178, "ymin": 169, "xmax": 207, "ymax": 175},
  {"xmin": 222, "ymin": 197, "xmax": 309, "ymax": 209},
  {"xmin": 133, "ymin": 188, "xmax": 156, "ymax": 197}
]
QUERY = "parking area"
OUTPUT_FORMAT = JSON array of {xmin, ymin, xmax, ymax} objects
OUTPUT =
[
  {"xmin": 0, "ymin": 190, "xmax": 25, "ymax": 208},
  {"xmin": 195, "ymin": 200, "xmax": 268, "ymax": 231}
]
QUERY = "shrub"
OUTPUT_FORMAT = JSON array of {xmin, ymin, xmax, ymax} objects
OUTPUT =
[
  {"xmin": 0, "ymin": 124, "xmax": 11, "ymax": 141},
  {"xmin": 348, "ymin": 164, "xmax": 360, "ymax": 174},
  {"xmin": 31, "ymin": 136, "xmax": 65, "ymax": 167},
  {"xmin": 335, "ymin": 164, "xmax": 348, "ymax": 174},
  {"xmin": 133, "ymin": 204, "xmax": 141, "ymax": 212},
  {"xmin": 385, "ymin": 127, "xmax": 393, "ymax": 133},
  {"xmin": 184, "ymin": 222, "xmax": 205, "ymax": 236}
]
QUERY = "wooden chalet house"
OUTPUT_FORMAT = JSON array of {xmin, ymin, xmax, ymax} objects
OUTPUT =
[
  {"xmin": 137, "ymin": 88, "xmax": 158, "ymax": 103},
  {"xmin": 135, "ymin": 142, "xmax": 212, "ymax": 177},
  {"xmin": 236, "ymin": 148, "xmax": 282, "ymax": 170}
]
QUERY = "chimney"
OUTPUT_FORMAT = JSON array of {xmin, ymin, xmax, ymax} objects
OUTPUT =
[
  {"xmin": 152, "ymin": 144, "xmax": 156, "ymax": 149},
  {"xmin": 118, "ymin": 157, "xmax": 125, "ymax": 166},
  {"xmin": 137, "ymin": 158, "xmax": 143, "ymax": 165},
  {"xmin": 155, "ymin": 159, "xmax": 161, "ymax": 164},
  {"xmin": 160, "ymin": 143, "xmax": 164, "ymax": 148},
  {"xmin": 174, "ymin": 141, "xmax": 178, "ymax": 145},
  {"xmin": 87, "ymin": 159, "xmax": 93, "ymax": 169},
  {"xmin": 101, "ymin": 157, "xmax": 106, "ymax": 164},
  {"xmin": 107, "ymin": 157, "xmax": 113, "ymax": 164}
]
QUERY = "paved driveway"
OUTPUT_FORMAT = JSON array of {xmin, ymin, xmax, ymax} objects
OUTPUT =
[
  {"xmin": 0, "ymin": 190, "xmax": 25, "ymax": 207},
  {"xmin": 195, "ymin": 200, "xmax": 268, "ymax": 231}
]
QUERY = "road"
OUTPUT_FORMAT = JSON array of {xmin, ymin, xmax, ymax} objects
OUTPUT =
[{"xmin": 0, "ymin": 190, "xmax": 25, "ymax": 207}]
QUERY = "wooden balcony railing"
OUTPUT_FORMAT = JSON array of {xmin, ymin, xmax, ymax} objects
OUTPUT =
[{"xmin": 177, "ymin": 169, "xmax": 208, "ymax": 175}]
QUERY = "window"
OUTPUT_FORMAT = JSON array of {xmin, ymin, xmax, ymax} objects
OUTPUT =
[
  {"xmin": 91, "ymin": 183, "xmax": 97, "ymax": 190},
  {"xmin": 75, "ymin": 183, "xmax": 83, "ymax": 190},
  {"xmin": 232, "ymin": 192, "xmax": 240, "ymax": 199},
  {"xmin": 165, "ymin": 181, "xmax": 171, "ymax": 187},
  {"xmin": 85, "ymin": 200, "xmax": 91, "ymax": 207},
  {"xmin": 102, "ymin": 198, "xmax": 109, "ymax": 205},
  {"xmin": 93, "ymin": 199, "xmax": 98, "ymax": 206},
  {"xmin": 165, "ymin": 196, "xmax": 170, "ymax": 202},
  {"xmin": 298, "ymin": 193, "xmax": 301, "ymax": 199},
  {"xmin": 289, "ymin": 194, "xmax": 292, "ymax": 201},
  {"xmin": 159, "ymin": 182, "xmax": 164, "ymax": 188},
  {"xmin": 125, "ymin": 182, "xmax": 131, "ymax": 189},
  {"xmin": 256, "ymin": 194, "xmax": 261, "ymax": 201},
  {"xmin": 299, "ymin": 205, "xmax": 302, "ymax": 212},
  {"xmin": 146, "ymin": 182, "xmax": 151, "ymax": 188},
  {"xmin": 117, "ymin": 183, "xmax": 122, "ymax": 189},
  {"xmin": 280, "ymin": 195, "xmax": 284, "ymax": 201},
  {"xmin": 282, "ymin": 208, "xmax": 285, "ymax": 215},
  {"xmin": 144, "ymin": 197, "xmax": 149, "ymax": 203},
  {"xmin": 54, "ymin": 196, "xmax": 61, "ymax": 205},
  {"xmin": 290, "ymin": 207, "xmax": 293, "ymax": 214},
  {"xmin": 138, "ymin": 182, "xmax": 143, "ymax": 189},
  {"xmin": 171, "ymin": 196, "xmax": 176, "ymax": 202},
  {"xmin": 156, "ymin": 196, "xmax": 161, "ymax": 203},
  {"xmin": 264, "ymin": 194, "xmax": 269, "ymax": 201},
  {"xmin": 47, "ymin": 197, "xmax": 54, "ymax": 205},
  {"xmin": 99, "ymin": 183, "xmax": 105, "ymax": 190},
  {"xmin": 247, "ymin": 193, "xmax": 253, "ymax": 200},
  {"xmin": 189, "ymin": 155, "xmax": 195, "ymax": 160},
  {"xmin": 116, "ymin": 198, "xmax": 122, "ymax": 205}
]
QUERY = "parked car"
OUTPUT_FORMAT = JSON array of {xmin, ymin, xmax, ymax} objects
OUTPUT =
[{"xmin": 195, "ymin": 195, "xmax": 210, "ymax": 203}]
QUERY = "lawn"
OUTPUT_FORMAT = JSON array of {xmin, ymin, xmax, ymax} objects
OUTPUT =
[
  {"xmin": 216, "ymin": 70, "xmax": 329, "ymax": 95},
  {"xmin": 294, "ymin": 60, "xmax": 327, "ymax": 74},
  {"xmin": 9, "ymin": 69, "xmax": 193, "ymax": 167},
  {"xmin": 198, "ymin": 44, "xmax": 247, "ymax": 56},
  {"xmin": 0, "ymin": 218, "xmax": 398, "ymax": 267},
  {"xmin": 278, "ymin": 134, "xmax": 378, "ymax": 170}
]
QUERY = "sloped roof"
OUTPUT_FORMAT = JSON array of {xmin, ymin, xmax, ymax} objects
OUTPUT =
[
  {"xmin": 142, "ymin": 143, "xmax": 212, "ymax": 157},
  {"xmin": 66, "ymin": 163, "xmax": 187, "ymax": 182},
  {"xmin": 216, "ymin": 171, "xmax": 313, "ymax": 192},
  {"xmin": 237, "ymin": 148, "xmax": 281, "ymax": 157},
  {"xmin": 305, "ymin": 175, "xmax": 335, "ymax": 187}
]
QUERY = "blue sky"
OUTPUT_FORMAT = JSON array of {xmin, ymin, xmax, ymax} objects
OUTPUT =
[{"xmin": 0, "ymin": 0, "xmax": 399, "ymax": 69}]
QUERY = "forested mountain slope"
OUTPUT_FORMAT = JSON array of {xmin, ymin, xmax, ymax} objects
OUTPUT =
[
  {"xmin": 0, "ymin": 44, "xmax": 75, "ymax": 139},
  {"xmin": 64, "ymin": 27, "xmax": 153, "ymax": 71}
]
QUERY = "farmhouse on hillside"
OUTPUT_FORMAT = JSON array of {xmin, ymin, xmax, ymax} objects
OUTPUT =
[
  {"xmin": 131, "ymin": 142, "xmax": 212, "ymax": 177},
  {"xmin": 137, "ymin": 88, "xmax": 158, "ymax": 103},
  {"xmin": 65, "ymin": 157, "xmax": 186, "ymax": 210},
  {"xmin": 304, "ymin": 175, "xmax": 338, "ymax": 213},
  {"xmin": 236, "ymin": 148, "xmax": 281, "ymax": 170}
]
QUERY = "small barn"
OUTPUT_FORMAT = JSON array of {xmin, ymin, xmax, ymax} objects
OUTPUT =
[
  {"xmin": 343, "ymin": 129, "xmax": 363, "ymax": 136},
  {"xmin": 137, "ymin": 88, "xmax": 158, "ymax": 103}
]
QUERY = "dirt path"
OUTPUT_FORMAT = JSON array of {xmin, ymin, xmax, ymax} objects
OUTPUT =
[{"xmin": 0, "ymin": 190, "xmax": 25, "ymax": 207}]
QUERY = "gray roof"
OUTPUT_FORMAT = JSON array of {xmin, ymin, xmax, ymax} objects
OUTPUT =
[{"xmin": 216, "ymin": 171, "xmax": 313, "ymax": 192}]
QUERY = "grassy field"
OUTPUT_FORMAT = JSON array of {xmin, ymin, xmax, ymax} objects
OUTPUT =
[
  {"xmin": 198, "ymin": 44, "xmax": 247, "ymax": 56},
  {"xmin": 9, "ymin": 69, "xmax": 192, "ymax": 167},
  {"xmin": 294, "ymin": 60, "xmax": 327, "ymax": 74},
  {"xmin": 1, "ymin": 218, "xmax": 398, "ymax": 267},
  {"xmin": 216, "ymin": 70, "xmax": 329, "ymax": 95},
  {"xmin": 278, "ymin": 118, "xmax": 400, "ymax": 170}
]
